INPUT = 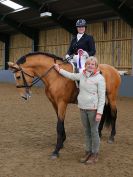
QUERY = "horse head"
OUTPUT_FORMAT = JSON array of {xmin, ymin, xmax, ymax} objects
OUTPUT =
[{"xmin": 8, "ymin": 61, "xmax": 34, "ymax": 100}]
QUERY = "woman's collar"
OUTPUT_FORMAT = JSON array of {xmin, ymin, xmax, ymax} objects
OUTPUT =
[{"xmin": 83, "ymin": 69, "xmax": 100, "ymax": 77}]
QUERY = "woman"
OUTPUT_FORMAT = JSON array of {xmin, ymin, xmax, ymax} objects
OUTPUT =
[
  {"xmin": 65, "ymin": 19, "xmax": 96, "ymax": 60},
  {"xmin": 54, "ymin": 56, "xmax": 106, "ymax": 164}
]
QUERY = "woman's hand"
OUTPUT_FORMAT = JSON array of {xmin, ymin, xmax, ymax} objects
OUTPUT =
[
  {"xmin": 96, "ymin": 113, "xmax": 102, "ymax": 122},
  {"xmin": 54, "ymin": 64, "xmax": 60, "ymax": 72}
]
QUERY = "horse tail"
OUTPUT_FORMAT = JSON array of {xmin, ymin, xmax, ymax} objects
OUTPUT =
[
  {"xmin": 103, "ymin": 102, "xmax": 117, "ymax": 128},
  {"xmin": 102, "ymin": 103, "xmax": 112, "ymax": 127}
]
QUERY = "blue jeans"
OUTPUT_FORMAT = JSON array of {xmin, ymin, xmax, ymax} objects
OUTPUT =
[{"xmin": 80, "ymin": 109, "xmax": 100, "ymax": 153}]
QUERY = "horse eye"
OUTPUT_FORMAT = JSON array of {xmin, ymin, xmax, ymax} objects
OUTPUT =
[{"xmin": 16, "ymin": 76, "xmax": 21, "ymax": 80}]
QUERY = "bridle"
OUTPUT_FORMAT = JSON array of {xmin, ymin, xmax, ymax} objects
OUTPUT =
[
  {"xmin": 12, "ymin": 58, "xmax": 68, "ymax": 98},
  {"xmin": 13, "ymin": 65, "xmax": 55, "ymax": 89}
]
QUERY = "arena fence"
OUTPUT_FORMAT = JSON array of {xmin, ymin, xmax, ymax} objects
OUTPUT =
[{"xmin": 0, "ymin": 70, "xmax": 133, "ymax": 97}]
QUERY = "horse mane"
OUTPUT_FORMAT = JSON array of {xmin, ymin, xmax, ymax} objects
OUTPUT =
[{"xmin": 16, "ymin": 52, "xmax": 64, "ymax": 65}]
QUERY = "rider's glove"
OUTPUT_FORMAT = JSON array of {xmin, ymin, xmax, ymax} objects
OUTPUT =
[
  {"xmin": 66, "ymin": 56, "xmax": 72, "ymax": 61},
  {"xmin": 65, "ymin": 54, "xmax": 73, "ymax": 62}
]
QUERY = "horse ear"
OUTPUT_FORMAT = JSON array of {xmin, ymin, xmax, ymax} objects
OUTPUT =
[
  {"xmin": 8, "ymin": 62, "xmax": 14, "ymax": 68},
  {"xmin": 8, "ymin": 62, "xmax": 19, "ymax": 71}
]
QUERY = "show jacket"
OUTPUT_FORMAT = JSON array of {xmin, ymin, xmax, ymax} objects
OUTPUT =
[{"xmin": 67, "ymin": 33, "xmax": 96, "ymax": 56}]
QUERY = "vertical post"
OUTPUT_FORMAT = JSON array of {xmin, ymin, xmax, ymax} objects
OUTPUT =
[
  {"xmin": 117, "ymin": 42, "xmax": 121, "ymax": 66},
  {"xmin": 32, "ymin": 31, "xmax": 39, "ymax": 51},
  {"xmin": 131, "ymin": 29, "xmax": 133, "ymax": 76},
  {"xmin": 3, "ymin": 36, "xmax": 10, "ymax": 70}
]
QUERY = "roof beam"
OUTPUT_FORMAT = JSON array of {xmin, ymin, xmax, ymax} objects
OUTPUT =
[
  {"xmin": 49, "ymin": 11, "xmax": 75, "ymax": 34},
  {"xmin": 101, "ymin": 0, "xmax": 133, "ymax": 27},
  {"xmin": 0, "ymin": 14, "xmax": 38, "ymax": 39},
  {"xmin": 20, "ymin": 0, "xmax": 76, "ymax": 34},
  {"xmin": 62, "ymin": 3, "xmax": 104, "ymax": 14},
  {"xmin": 20, "ymin": 0, "xmax": 40, "ymax": 10},
  {"xmin": 0, "ymin": 33, "xmax": 9, "ymax": 42}
]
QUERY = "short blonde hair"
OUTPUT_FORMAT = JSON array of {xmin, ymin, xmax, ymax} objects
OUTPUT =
[{"xmin": 85, "ymin": 56, "xmax": 98, "ymax": 68}]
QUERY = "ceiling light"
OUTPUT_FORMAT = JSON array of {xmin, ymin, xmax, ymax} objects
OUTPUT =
[
  {"xmin": 40, "ymin": 12, "xmax": 52, "ymax": 17},
  {"xmin": 0, "ymin": 0, "xmax": 23, "ymax": 10}
]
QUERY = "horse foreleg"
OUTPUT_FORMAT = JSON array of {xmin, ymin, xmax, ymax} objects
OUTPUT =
[{"xmin": 52, "ymin": 101, "xmax": 67, "ymax": 158}]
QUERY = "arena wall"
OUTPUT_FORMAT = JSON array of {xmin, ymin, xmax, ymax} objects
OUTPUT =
[{"xmin": 0, "ymin": 70, "xmax": 133, "ymax": 97}]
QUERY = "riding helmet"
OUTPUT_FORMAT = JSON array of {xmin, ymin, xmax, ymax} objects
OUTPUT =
[{"xmin": 76, "ymin": 19, "xmax": 87, "ymax": 27}]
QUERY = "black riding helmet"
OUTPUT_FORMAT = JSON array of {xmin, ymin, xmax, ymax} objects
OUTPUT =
[{"xmin": 76, "ymin": 19, "xmax": 87, "ymax": 27}]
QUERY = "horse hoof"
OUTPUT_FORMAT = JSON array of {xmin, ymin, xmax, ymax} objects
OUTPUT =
[
  {"xmin": 108, "ymin": 137, "xmax": 114, "ymax": 144},
  {"xmin": 51, "ymin": 152, "xmax": 59, "ymax": 159},
  {"xmin": 60, "ymin": 144, "xmax": 64, "ymax": 149}
]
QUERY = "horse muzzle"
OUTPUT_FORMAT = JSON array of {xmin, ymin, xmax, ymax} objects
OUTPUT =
[{"xmin": 21, "ymin": 92, "xmax": 31, "ymax": 100}]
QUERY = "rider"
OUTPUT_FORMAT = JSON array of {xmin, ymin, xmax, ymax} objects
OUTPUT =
[{"xmin": 65, "ymin": 19, "xmax": 96, "ymax": 72}]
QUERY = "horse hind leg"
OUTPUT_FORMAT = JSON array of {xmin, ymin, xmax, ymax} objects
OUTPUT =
[
  {"xmin": 108, "ymin": 105, "xmax": 117, "ymax": 143},
  {"xmin": 52, "ymin": 101, "xmax": 67, "ymax": 159},
  {"xmin": 98, "ymin": 103, "xmax": 107, "ymax": 138},
  {"xmin": 107, "ymin": 94, "xmax": 117, "ymax": 143}
]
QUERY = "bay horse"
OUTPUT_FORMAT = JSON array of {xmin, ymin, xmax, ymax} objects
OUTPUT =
[{"xmin": 8, "ymin": 52, "xmax": 121, "ymax": 158}]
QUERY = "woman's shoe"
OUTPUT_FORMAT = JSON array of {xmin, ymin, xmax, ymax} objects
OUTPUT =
[
  {"xmin": 80, "ymin": 151, "xmax": 92, "ymax": 163},
  {"xmin": 85, "ymin": 153, "xmax": 98, "ymax": 164}
]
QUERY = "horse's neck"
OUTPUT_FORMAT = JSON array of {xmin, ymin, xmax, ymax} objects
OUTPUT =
[{"xmin": 27, "ymin": 57, "xmax": 58, "ymax": 87}]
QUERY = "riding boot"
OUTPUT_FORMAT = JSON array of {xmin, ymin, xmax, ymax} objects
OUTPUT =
[{"xmin": 80, "ymin": 151, "xmax": 92, "ymax": 163}]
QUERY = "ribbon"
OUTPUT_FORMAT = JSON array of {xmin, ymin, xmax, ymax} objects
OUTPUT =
[{"xmin": 78, "ymin": 49, "xmax": 83, "ymax": 69}]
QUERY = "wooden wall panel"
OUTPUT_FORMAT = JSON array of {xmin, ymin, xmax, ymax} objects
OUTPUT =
[
  {"xmin": 9, "ymin": 34, "xmax": 32, "ymax": 62},
  {"xmin": 86, "ymin": 20, "xmax": 132, "ymax": 71},
  {"xmin": 96, "ymin": 41, "xmax": 113, "ymax": 65},
  {"xmin": 39, "ymin": 28, "xmax": 70, "ymax": 57}
]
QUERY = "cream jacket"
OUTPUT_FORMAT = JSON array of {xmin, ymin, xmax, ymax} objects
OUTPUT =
[{"xmin": 59, "ymin": 69, "xmax": 106, "ymax": 114}]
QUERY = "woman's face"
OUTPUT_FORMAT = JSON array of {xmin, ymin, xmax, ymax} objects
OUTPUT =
[
  {"xmin": 77, "ymin": 26, "xmax": 85, "ymax": 34},
  {"xmin": 85, "ymin": 60, "xmax": 97, "ymax": 72}
]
